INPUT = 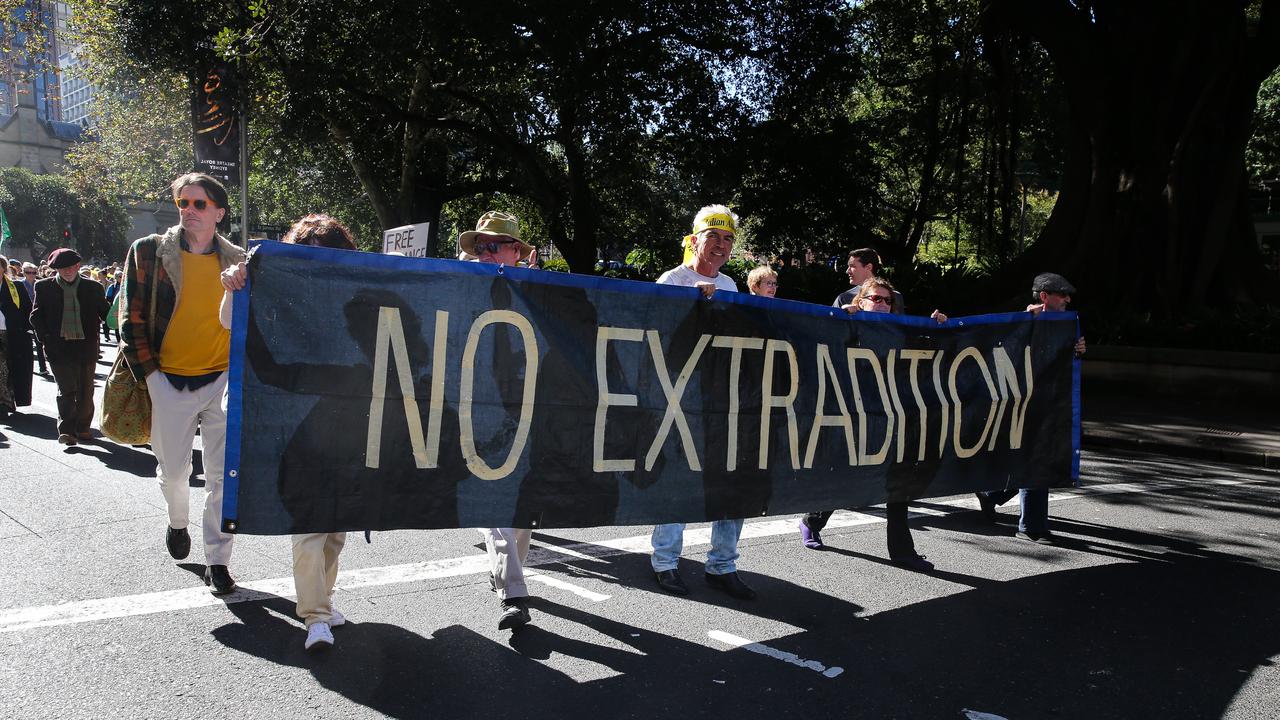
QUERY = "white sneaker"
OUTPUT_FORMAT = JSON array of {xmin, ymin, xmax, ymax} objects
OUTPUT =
[
  {"xmin": 330, "ymin": 609, "xmax": 345, "ymax": 627},
  {"xmin": 304, "ymin": 622, "xmax": 334, "ymax": 651}
]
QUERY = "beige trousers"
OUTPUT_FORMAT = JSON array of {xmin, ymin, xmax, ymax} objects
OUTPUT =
[
  {"xmin": 481, "ymin": 527, "xmax": 531, "ymax": 600},
  {"xmin": 292, "ymin": 532, "xmax": 347, "ymax": 627}
]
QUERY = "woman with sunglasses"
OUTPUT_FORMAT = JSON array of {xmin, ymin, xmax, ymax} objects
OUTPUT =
[
  {"xmin": 799, "ymin": 277, "xmax": 948, "ymax": 572},
  {"xmin": 119, "ymin": 173, "xmax": 247, "ymax": 596}
]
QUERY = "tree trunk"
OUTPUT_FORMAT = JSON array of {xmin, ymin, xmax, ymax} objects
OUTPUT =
[
  {"xmin": 984, "ymin": 0, "xmax": 1280, "ymax": 317},
  {"xmin": 557, "ymin": 117, "xmax": 600, "ymax": 274}
]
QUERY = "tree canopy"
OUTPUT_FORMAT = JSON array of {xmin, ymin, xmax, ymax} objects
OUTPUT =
[{"xmin": 62, "ymin": 0, "xmax": 1280, "ymax": 347}]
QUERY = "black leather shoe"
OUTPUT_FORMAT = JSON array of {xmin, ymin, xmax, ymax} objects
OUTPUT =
[
  {"xmin": 204, "ymin": 565, "xmax": 237, "ymax": 595},
  {"xmin": 1016, "ymin": 531, "xmax": 1056, "ymax": 544},
  {"xmin": 654, "ymin": 569, "xmax": 689, "ymax": 596},
  {"xmin": 976, "ymin": 493, "xmax": 996, "ymax": 523},
  {"xmin": 705, "ymin": 571, "xmax": 756, "ymax": 600},
  {"xmin": 497, "ymin": 598, "xmax": 531, "ymax": 630},
  {"xmin": 890, "ymin": 553, "xmax": 935, "ymax": 572},
  {"xmin": 166, "ymin": 527, "xmax": 190, "ymax": 560}
]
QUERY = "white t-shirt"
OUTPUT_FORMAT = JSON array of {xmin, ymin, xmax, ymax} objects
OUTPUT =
[{"xmin": 655, "ymin": 264, "xmax": 738, "ymax": 293}]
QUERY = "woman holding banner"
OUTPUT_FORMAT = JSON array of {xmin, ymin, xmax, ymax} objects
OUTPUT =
[
  {"xmin": 799, "ymin": 277, "xmax": 947, "ymax": 572},
  {"xmin": 220, "ymin": 214, "xmax": 361, "ymax": 651}
]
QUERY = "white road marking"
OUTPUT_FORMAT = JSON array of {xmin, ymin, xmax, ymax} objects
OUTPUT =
[
  {"xmin": 962, "ymin": 710, "xmax": 1009, "ymax": 720},
  {"xmin": 525, "ymin": 572, "xmax": 611, "ymax": 602},
  {"xmin": 708, "ymin": 630, "xmax": 844, "ymax": 678},
  {"xmin": 529, "ymin": 541, "xmax": 606, "ymax": 563},
  {"xmin": 0, "ymin": 476, "xmax": 1258, "ymax": 633}
]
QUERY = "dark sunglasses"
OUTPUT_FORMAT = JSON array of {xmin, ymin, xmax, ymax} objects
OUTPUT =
[
  {"xmin": 864, "ymin": 294, "xmax": 894, "ymax": 305},
  {"xmin": 24, "ymin": 270, "xmax": 36, "ymax": 275},
  {"xmin": 175, "ymin": 198, "xmax": 218, "ymax": 211},
  {"xmin": 475, "ymin": 239, "xmax": 517, "ymax": 254}
]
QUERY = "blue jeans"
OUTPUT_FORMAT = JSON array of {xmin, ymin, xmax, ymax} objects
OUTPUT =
[
  {"xmin": 650, "ymin": 519, "xmax": 744, "ymax": 575},
  {"xmin": 1016, "ymin": 488, "xmax": 1049, "ymax": 536},
  {"xmin": 981, "ymin": 488, "xmax": 1049, "ymax": 535}
]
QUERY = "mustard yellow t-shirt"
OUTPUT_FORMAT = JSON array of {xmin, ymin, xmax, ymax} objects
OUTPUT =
[{"xmin": 159, "ymin": 251, "xmax": 230, "ymax": 376}]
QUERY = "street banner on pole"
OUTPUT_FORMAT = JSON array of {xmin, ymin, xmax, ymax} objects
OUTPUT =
[
  {"xmin": 191, "ymin": 64, "xmax": 241, "ymax": 183},
  {"xmin": 382, "ymin": 223, "xmax": 431, "ymax": 257},
  {"xmin": 223, "ymin": 242, "xmax": 1080, "ymax": 535}
]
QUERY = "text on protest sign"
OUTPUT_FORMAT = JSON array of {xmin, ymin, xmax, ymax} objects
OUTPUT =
[
  {"xmin": 223, "ymin": 243, "xmax": 1079, "ymax": 534},
  {"xmin": 382, "ymin": 223, "xmax": 431, "ymax": 258}
]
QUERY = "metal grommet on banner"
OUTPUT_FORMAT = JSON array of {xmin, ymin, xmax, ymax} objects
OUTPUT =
[
  {"xmin": 228, "ymin": 469, "xmax": 237, "ymax": 478},
  {"xmin": 225, "ymin": 521, "xmax": 237, "ymax": 532},
  {"xmin": 497, "ymin": 263, "xmax": 506, "ymax": 275}
]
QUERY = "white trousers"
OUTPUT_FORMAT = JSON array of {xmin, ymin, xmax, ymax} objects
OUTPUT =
[
  {"xmin": 481, "ymin": 527, "xmax": 531, "ymax": 600},
  {"xmin": 292, "ymin": 532, "xmax": 346, "ymax": 626},
  {"xmin": 147, "ymin": 371, "xmax": 234, "ymax": 566}
]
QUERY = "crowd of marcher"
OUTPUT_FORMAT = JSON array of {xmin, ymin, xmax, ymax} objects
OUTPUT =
[{"xmin": 0, "ymin": 172, "xmax": 1086, "ymax": 653}]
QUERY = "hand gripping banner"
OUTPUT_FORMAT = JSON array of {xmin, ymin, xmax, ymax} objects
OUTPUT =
[{"xmin": 222, "ymin": 242, "xmax": 1080, "ymax": 534}]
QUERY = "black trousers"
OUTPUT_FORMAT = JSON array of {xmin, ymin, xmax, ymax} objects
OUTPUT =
[
  {"xmin": 49, "ymin": 345, "xmax": 97, "ymax": 435},
  {"xmin": 33, "ymin": 336, "xmax": 48, "ymax": 373},
  {"xmin": 803, "ymin": 502, "xmax": 916, "ymax": 557}
]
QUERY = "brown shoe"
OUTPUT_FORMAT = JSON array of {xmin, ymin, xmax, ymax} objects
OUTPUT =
[
  {"xmin": 77, "ymin": 432, "xmax": 94, "ymax": 441},
  {"xmin": 57, "ymin": 433, "xmax": 78, "ymax": 446}
]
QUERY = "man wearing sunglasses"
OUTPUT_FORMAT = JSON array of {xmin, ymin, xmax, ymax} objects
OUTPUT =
[
  {"xmin": 120, "ymin": 173, "xmax": 246, "ymax": 596},
  {"xmin": 976, "ymin": 272, "xmax": 1085, "ymax": 543},
  {"xmin": 457, "ymin": 210, "xmax": 543, "ymax": 631}
]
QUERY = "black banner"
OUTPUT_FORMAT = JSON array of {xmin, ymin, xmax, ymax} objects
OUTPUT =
[
  {"xmin": 191, "ymin": 63, "xmax": 240, "ymax": 183},
  {"xmin": 223, "ymin": 242, "xmax": 1080, "ymax": 535}
]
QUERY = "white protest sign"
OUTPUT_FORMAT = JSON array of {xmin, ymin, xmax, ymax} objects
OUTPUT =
[{"xmin": 382, "ymin": 223, "xmax": 431, "ymax": 257}]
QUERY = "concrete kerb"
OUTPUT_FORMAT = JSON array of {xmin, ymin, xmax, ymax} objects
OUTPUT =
[{"xmin": 1082, "ymin": 425, "xmax": 1280, "ymax": 469}]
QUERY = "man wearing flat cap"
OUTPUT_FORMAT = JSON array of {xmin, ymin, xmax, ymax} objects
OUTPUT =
[
  {"xmin": 976, "ymin": 271, "xmax": 1085, "ymax": 542},
  {"xmin": 459, "ymin": 210, "xmax": 541, "ymax": 631},
  {"xmin": 29, "ymin": 248, "xmax": 110, "ymax": 445}
]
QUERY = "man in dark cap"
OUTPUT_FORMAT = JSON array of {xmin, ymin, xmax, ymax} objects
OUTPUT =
[
  {"xmin": 976, "ymin": 272, "xmax": 1085, "ymax": 542},
  {"xmin": 29, "ymin": 248, "xmax": 110, "ymax": 445}
]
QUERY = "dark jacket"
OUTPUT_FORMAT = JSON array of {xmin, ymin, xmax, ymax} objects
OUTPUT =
[
  {"xmin": 30, "ymin": 276, "xmax": 110, "ymax": 361},
  {"xmin": 0, "ymin": 274, "xmax": 32, "ymax": 333}
]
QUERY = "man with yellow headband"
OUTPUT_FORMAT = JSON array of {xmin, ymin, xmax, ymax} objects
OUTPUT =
[{"xmin": 650, "ymin": 204, "xmax": 756, "ymax": 600}]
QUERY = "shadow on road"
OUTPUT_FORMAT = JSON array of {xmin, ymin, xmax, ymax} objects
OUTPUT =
[{"xmin": 210, "ymin": 515, "xmax": 1279, "ymax": 719}]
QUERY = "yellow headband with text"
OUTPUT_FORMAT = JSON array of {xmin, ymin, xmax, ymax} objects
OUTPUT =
[{"xmin": 692, "ymin": 213, "xmax": 737, "ymax": 236}]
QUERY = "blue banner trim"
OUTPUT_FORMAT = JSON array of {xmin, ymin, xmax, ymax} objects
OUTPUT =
[
  {"xmin": 1071, "ymin": 317, "xmax": 1083, "ymax": 484},
  {"xmin": 220, "ymin": 257, "xmax": 253, "ymax": 530},
  {"xmin": 246, "ymin": 240, "xmax": 1074, "ymax": 329}
]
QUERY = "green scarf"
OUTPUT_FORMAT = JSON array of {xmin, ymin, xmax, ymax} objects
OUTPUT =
[{"xmin": 58, "ymin": 275, "xmax": 84, "ymax": 341}]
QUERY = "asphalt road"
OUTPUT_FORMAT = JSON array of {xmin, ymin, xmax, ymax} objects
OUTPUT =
[{"xmin": 2, "ymin": 355, "xmax": 1278, "ymax": 720}]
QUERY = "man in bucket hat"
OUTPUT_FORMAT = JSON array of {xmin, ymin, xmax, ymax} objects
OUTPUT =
[
  {"xmin": 29, "ymin": 248, "xmax": 110, "ymax": 444},
  {"xmin": 458, "ymin": 211, "xmax": 537, "ymax": 267},
  {"xmin": 462, "ymin": 210, "xmax": 541, "ymax": 631},
  {"xmin": 976, "ymin": 272, "xmax": 1086, "ymax": 542}
]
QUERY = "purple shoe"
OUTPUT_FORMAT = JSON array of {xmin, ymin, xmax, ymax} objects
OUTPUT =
[{"xmin": 799, "ymin": 519, "xmax": 825, "ymax": 550}]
